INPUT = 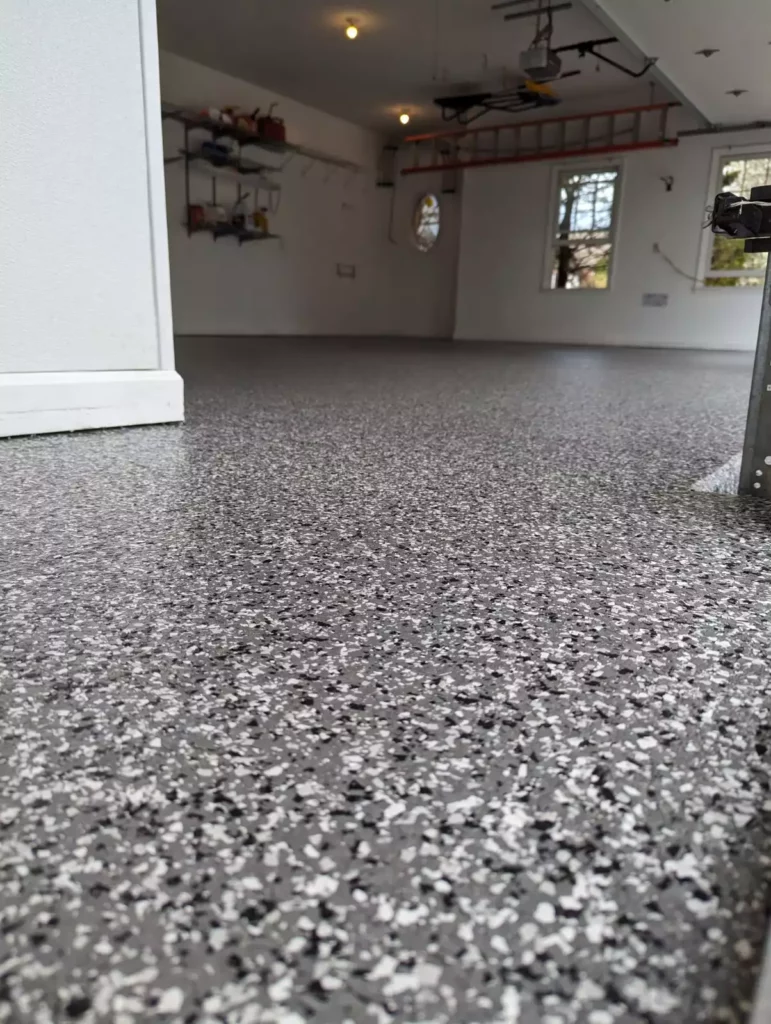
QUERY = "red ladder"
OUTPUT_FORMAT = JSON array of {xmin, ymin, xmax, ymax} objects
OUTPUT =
[{"xmin": 401, "ymin": 102, "xmax": 679, "ymax": 176}]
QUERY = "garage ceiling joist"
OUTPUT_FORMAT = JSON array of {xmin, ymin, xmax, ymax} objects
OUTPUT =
[
  {"xmin": 575, "ymin": 0, "xmax": 708, "ymax": 123},
  {"xmin": 576, "ymin": 0, "xmax": 771, "ymax": 127}
]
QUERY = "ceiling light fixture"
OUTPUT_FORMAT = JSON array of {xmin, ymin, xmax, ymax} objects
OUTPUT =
[
  {"xmin": 399, "ymin": 111, "xmax": 411, "ymax": 125},
  {"xmin": 345, "ymin": 19, "xmax": 359, "ymax": 39}
]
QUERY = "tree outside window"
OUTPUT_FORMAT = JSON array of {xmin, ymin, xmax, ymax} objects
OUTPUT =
[
  {"xmin": 414, "ymin": 194, "xmax": 440, "ymax": 252},
  {"xmin": 550, "ymin": 168, "xmax": 619, "ymax": 290}
]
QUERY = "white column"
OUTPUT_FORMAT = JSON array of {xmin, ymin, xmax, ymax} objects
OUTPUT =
[{"xmin": 0, "ymin": 0, "xmax": 183, "ymax": 436}]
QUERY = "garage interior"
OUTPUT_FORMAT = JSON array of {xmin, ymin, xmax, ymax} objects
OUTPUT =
[{"xmin": 3, "ymin": 1, "xmax": 771, "ymax": 1022}]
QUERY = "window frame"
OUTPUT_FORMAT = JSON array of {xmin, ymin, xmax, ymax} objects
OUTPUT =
[
  {"xmin": 542, "ymin": 161, "xmax": 624, "ymax": 292},
  {"xmin": 697, "ymin": 144, "xmax": 771, "ymax": 290}
]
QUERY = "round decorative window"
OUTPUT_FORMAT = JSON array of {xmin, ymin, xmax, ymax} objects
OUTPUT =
[{"xmin": 413, "ymin": 194, "xmax": 441, "ymax": 252}]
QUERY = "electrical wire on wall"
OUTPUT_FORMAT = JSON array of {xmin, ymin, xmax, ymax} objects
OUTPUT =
[
  {"xmin": 653, "ymin": 243, "xmax": 703, "ymax": 284},
  {"xmin": 655, "ymin": 199, "xmax": 771, "ymax": 284}
]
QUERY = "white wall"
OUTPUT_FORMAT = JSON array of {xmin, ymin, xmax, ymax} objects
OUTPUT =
[
  {"xmin": 160, "ymin": 52, "xmax": 460, "ymax": 339},
  {"xmin": 455, "ymin": 119, "xmax": 771, "ymax": 351},
  {"xmin": 0, "ymin": 0, "xmax": 181, "ymax": 435}
]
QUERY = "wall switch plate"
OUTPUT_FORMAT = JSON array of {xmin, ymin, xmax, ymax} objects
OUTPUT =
[{"xmin": 643, "ymin": 293, "xmax": 669, "ymax": 307}]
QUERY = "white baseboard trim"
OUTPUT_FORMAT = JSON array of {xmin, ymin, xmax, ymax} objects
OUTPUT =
[{"xmin": 0, "ymin": 369, "xmax": 184, "ymax": 438}]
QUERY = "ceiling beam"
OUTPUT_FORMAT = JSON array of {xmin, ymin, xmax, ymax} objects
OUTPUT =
[
  {"xmin": 575, "ymin": 0, "xmax": 709, "ymax": 125},
  {"xmin": 491, "ymin": 0, "xmax": 545, "ymax": 9},
  {"xmin": 503, "ymin": 3, "xmax": 573, "ymax": 22}
]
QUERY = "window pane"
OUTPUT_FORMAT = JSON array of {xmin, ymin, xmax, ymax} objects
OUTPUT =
[
  {"xmin": 551, "ymin": 170, "xmax": 617, "ymax": 289},
  {"xmin": 556, "ymin": 170, "xmax": 618, "ymax": 241},
  {"xmin": 414, "ymin": 194, "xmax": 440, "ymax": 252},
  {"xmin": 709, "ymin": 155, "xmax": 771, "ymax": 286},
  {"xmin": 709, "ymin": 235, "xmax": 768, "ymax": 274},
  {"xmin": 721, "ymin": 156, "xmax": 771, "ymax": 193},
  {"xmin": 551, "ymin": 242, "xmax": 612, "ymax": 290}
]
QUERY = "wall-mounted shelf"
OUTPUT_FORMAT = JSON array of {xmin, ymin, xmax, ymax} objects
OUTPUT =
[
  {"xmin": 162, "ymin": 101, "xmax": 364, "ymax": 249},
  {"xmin": 161, "ymin": 102, "xmax": 362, "ymax": 173},
  {"xmin": 162, "ymin": 103, "xmax": 291, "ymax": 152},
  {"xmin": 190, "ymin": 223, "xmax": 280, "ymax": 245},
  {"xmin": 169, "ymin": 148, "xmax": 282, "ymax": 192},
  {"xmin": 163, "ymin": 102, "xmax": 287, "ymax": 245}
]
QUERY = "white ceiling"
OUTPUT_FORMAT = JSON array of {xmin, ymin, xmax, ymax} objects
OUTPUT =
[
  {"xmin": 156, "ymin": 0, "xmax": 665, "ymax": 132},
  {"xmin": 585, "ymin": 0, "xmax": 771, "ymax": 125}
]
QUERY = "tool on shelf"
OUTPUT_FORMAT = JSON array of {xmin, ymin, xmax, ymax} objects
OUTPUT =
[
  {"xmin": 230, "ymin": 192, "xmax": 251, "ymax": 229},
  {"xmin": 253, "ymin": 103, "xmax": 286, "ymax": 144},
  {"xmin": 186, "ymin": 176, "xmax": 277, "ymax": 245},
  {"xmin": 165, "ymin": 104, "xmax": 283, "ymax": 246},
  {"xmin": 188, "ymin": 203, "xmax": 206, "ymax": 230},
  {"xmin": 203, "ymin": 203, "xmax": 227, "ymax": 225},
  {"xmin": 253, "ymin": 207, "xmax": 270, "ymax": 234},
  {"xmin": 198, "ymin": 140, "xmax": 235, "ymax": 164},
  {"xmin": 161, "ymin": 102, "xmax": 362, "ymax": 171}
]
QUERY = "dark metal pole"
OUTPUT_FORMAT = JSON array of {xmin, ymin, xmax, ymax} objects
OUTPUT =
[
  {"xmin": 739, "ymin": 257, "xmax": 771, "ymax": 496},
  {"xmin": 679, "ymin": 121, "xmax": 771, "ymax": 139}
]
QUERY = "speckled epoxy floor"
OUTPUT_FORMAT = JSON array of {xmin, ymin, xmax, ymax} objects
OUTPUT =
[{"xmin": 2, "ymin": 336, "xmax": 771, "ymax": 1024}]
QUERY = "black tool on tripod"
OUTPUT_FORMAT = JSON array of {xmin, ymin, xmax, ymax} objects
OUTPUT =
[{"xmin": 711, "ymin": 186, "xmax": 771, "ymax": 253}]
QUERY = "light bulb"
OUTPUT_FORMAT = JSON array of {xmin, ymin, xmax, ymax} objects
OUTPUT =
[
  {"xmin": 345, "ymin": 22, "xmax": 358, "ymax": 39},
  {"xmin": 399, "ymin": 112, "xmax": 410, "ymax": 125}
]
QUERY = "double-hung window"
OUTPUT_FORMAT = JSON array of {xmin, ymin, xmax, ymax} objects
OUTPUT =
[
  {"xmin": 548, "ymin": 167, "xmax": 620, "ymax": 290},
  {"xmin": 704, "ymin": 153, "xmax": 771, "ymax": 287}
]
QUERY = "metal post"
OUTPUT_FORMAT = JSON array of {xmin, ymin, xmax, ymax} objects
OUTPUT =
[{"xmin": 739, "ymin": 257, "xmax": 771, "ymax": 496}]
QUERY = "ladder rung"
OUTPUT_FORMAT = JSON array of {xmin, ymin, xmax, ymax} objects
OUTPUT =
[{"xmin": 633, "ymin": 111, "xmax": 641, "ymax": 143}]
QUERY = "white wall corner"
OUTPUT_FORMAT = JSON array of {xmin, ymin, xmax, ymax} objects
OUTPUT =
[
  {"xmin": 0, "ymin": 370, "xmax": 184, "ymax": 438},
  {"xmin": 0, "ymin": 0, "xmax": 183, "ymax": 437},
  {"xmin": 139, "ymin": 0, "xmax": 177, "ymax": 371}
]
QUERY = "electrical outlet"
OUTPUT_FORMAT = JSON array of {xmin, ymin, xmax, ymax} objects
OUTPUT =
[{"xmin": 643, "ymin": 293, "xmax": 669, "ymax": 307}]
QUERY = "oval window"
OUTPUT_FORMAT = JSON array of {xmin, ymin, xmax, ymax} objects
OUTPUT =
[{"xmin": 413, "ymin": 194, "xmax": 440, "ymax": 252}]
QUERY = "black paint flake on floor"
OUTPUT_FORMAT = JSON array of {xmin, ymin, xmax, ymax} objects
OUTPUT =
[{"xmin": 2, "ymin": 337, "xmax": 771, "ymax": 1024}]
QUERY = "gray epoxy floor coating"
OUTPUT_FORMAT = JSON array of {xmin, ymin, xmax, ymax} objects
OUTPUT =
[{"xmin": 2, "ymin": 337, "xmax": 771, "ymax": 1024}]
